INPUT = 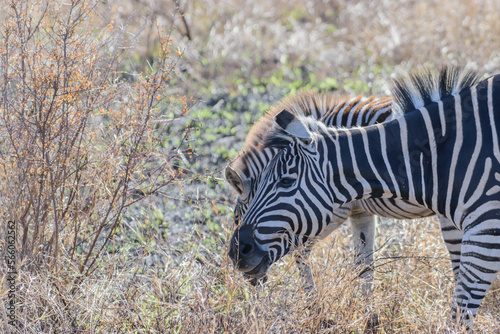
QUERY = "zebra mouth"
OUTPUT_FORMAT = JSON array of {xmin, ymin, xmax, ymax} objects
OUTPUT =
[{"xmin": 240, "ymin": 254, "xmax": 270, "ymax": 279}]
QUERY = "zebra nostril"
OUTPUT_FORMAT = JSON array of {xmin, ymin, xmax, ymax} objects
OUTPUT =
[{"xmin": 241, "ymin": 243, "xmax": 254, "ymax": 256}]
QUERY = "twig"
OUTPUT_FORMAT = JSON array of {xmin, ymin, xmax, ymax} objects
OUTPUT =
[{"xmin": 172, "ymin": 0, "xmax": 191, "ymax": 41}]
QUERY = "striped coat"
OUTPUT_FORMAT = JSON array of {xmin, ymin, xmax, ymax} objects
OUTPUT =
[{"xmin": 230, "ymin": 67, "xmax": 498, "ymax": 328}]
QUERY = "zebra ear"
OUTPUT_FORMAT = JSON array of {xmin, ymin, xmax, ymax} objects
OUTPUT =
[
  {"xmin": 275, "ymin": 109, "xmax": 312, "ymax": 145},
  {"xmin": 225, "ymin": 166, "xmax": 246, "ymax": 196}
]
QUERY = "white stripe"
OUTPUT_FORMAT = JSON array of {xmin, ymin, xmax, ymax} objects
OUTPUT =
[
  {"xmin": 438, "ymin": 100, "xmax": 446, "ymax": 137},
  {"xmin": 346, "ymin": 98, "xmax": 365, "ymax": 126},
  {"xmin": 356, "ymin": 104, "xmax": 369, "ymax": 127},
  {"xmin": 370, "ymin": 105, "xmax": 392, "ymax": 124},
  {"xmin": 486, "ymin": 185, "xmax": 500, "ymax": 196},
  {"xmin": 445, "ymin": 94, "xmax": 463, "ymax": 219},
  {"xmin": 335, "ymin": 102, "xmax": 351, "ymax": 127},
  {"xmin": 420, "ymin": 153, "xmax": 426, "ymax": 206}
]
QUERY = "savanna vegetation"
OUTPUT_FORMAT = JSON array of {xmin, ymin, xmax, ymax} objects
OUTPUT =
[{"xmin": 1, "ymin": 0, "xmax": 500, "ymax": 332}]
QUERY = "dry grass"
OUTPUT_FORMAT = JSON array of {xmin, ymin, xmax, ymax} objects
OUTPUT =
[
  {"xmin": 8, "ymin": 216, "xmax": 500, "ymax": 332},
  {"xmin": 1, "ymin": 0, "xmax": 500, "ymax": 333}
]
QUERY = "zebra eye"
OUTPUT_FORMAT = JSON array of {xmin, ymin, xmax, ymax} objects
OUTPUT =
[{"xmin": 278, "ymin": 177, "xmax": 295, "ymax": 188}]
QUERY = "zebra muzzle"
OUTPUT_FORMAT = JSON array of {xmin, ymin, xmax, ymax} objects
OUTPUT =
[{"xmin": 228, "ymin": 224, "xmax": 269, "ymax": 277}]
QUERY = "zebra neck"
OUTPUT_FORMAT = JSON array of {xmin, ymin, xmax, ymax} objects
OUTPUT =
[{"xmin": 323, "ymin": 104, "xmax": 443, "ymax": 210}]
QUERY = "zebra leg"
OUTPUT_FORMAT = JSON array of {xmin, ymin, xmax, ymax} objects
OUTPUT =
[
  {"xmin": 438, "ymin": 215, "xmax": 463, "ymax": 281},
  {"xmin": 450, "ymin": 217, "xmax": 500, "ymax": 329},
  {"xmin": 349, "ymin": 213, "xmax": 376, "ymax": 296},
  {"xmin": 350, "ymin": 213, "xmax": 379, "ymax": 333}
]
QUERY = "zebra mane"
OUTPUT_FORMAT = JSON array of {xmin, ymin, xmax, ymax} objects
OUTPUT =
[
  {"xmin": 232, "ymin": 90, "xmax": 353, "ymax": 170},
  {"xmin": 392, "ymin": 66, "xmax": 482, "ymax": 115}
]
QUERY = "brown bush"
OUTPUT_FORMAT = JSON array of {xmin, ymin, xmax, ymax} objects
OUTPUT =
[{"xmin": 0, "ymin": 0, "xmax": 186, "ymax": 274}]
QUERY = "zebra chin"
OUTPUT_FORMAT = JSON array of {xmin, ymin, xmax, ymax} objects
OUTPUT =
[
  {"xmin": 230, "ymin": 250, "xmax": 270, "ymax": 282},
  {"xmin": 241, "ymin": 256, "xmax": 270, "ymax": 282}
]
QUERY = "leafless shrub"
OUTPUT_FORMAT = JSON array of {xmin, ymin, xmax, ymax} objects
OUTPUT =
[{"xmin": 0, "ymin": 0, "xmax": 186, "ymax": 276}]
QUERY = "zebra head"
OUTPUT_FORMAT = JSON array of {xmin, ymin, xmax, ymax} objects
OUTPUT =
[{"xmin": 228, "ymin": 110, "xmax": 338, "ymax": 279}]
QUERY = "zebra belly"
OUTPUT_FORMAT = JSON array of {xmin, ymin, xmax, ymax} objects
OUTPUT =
[{"xmin": 352, "ymin": 198, "xmax": 434, "ymax": 220}]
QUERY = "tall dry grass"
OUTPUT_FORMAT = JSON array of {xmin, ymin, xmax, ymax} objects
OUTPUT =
[{"xmin": 9, "ymin": 216, "xmax": 497, "ymax": 332}]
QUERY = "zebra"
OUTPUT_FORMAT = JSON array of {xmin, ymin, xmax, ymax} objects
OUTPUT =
[
  {"xmin": 225, "ymin": 90, "xmax": 431, "ymax": 288},
  {"xmin": 226, "ymin": 90, "xmax": 452, "ymax": 293},
  {"xmin": 228, "ymin": 67, "xmax": 497, "ymax": 328}
]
